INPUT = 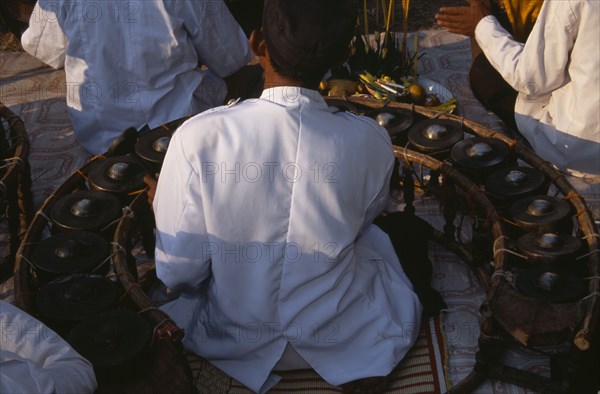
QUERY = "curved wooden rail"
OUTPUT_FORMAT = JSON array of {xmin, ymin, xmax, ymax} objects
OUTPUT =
[
  {"xmin": 13, "ymin": 159, "xmax": 95, "ymax": 312},
  {"xmin": 111, "ymin": 191, "xmax": 184, "ymax": 342},
  {"xmin": 0, "ymin": 102, "xmax": 33, "ymax": 282}
]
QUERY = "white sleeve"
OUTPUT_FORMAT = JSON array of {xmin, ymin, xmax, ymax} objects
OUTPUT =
[
  {"xmin": 181, "ymin": 0, "xmax": 252, "ymax": 78},
  {"xmin": 20, "ymin": 1, "xmax": 67, "ymax": 69},
  {"xmin": 361, "ymin": 122, "xmax": 394, "ymax": 233},
  {"xmin": 475, "ymin": 1, "xmax": 576, "ymax": 100},
  {"xmin": 153, "ymin": 127, "xmax": 212, "ymax": 293},
  {"xmin": 0, "ymin": 301, "xmax": 97, "ymax": 394},
  {"xmin": 362, "ymin": 153, "xmax": 393, "ymax": 230}
]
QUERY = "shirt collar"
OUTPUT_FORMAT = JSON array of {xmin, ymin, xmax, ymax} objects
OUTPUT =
[{"xmin": 259, "ymin": 86, "xmax": 328, "ymax": 110}]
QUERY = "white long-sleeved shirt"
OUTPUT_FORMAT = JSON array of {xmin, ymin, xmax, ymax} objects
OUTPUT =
[
  {"xmin": 475, "ymin": 0, "xmax": 600, "ymax": 177},
  {"xmin": 0, "ymin": 301, "xmax": 97, "ymax": 394},
  {"xmin": 153, "ymin": 87, "xmax": 423, "ymax": 393},
  {"xmin": 21, "ymin": 0, "xmax": 252, "ymax": 155}
]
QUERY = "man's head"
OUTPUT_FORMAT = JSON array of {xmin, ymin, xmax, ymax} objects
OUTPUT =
[{"xmin": 251, "ymin": 0, "xmax": 357, "ymax": 87}]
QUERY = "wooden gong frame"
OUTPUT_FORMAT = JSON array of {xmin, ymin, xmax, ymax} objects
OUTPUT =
[
  {"xmin": 13, "ymin": 116, "xmax": 194, "ymax": 393},
  {"xmin": 342, "ymin": 96, "xmax": 599, "ymax": 393}
]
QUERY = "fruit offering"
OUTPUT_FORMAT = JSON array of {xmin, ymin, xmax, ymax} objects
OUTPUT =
[{"xmin": 352, "ymin": 72, "xmax": 456, "ymax": 112}]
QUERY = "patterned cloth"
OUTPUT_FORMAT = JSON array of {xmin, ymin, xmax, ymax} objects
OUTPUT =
[{"xmin": 186, "ymin": 317, "xmax": 448, "ymax": 394}]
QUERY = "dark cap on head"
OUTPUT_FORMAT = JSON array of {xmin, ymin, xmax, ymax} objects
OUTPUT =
[{"xmin": 263, "ymin": 0, "xmax": 357, "ymax": 81}]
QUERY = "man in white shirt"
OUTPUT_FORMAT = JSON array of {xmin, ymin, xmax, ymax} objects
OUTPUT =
[
  {"xmin": 0, "ymin": 300, "xmax": 97, "ymax": 394},
  {"xmin": 152, "ymin": 1, "xmax": 423, "ymax": 393},
  {"xmin": 436, "ymin": 0, "xmax": 600, "ymax": 177},
  {"xmin": 21, "ymin": 0, "xmax": 253, "ymax": 155}
]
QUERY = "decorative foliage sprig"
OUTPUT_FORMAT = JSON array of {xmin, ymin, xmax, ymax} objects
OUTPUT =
[{"xmin": 348, "ymin": 0, "xmax": 418, "ymax": 82}]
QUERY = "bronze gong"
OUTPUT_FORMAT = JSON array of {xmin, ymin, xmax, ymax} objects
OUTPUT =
[
  {"xmin": 509, "ymin": 195, "xmax": 573, "ymax": 234},
  {"xmin": 516, "ymin": 232, "xmax": 582, "ymax": 266},
  {"xmin": 135, "ymin": 127, "xmax": 173, "ymax": 171},
  {"xmin": 451, "ymin": 137, "xmax": 515, "ymax": 182},
  {"xmin": 31, "ymin": 231, "xmax": 111, "ymax": 281},
  {"xmin": 485, "ymin": 166, "xmax": 548, "ymax": 206},
  {"xmin": 365, "ymin": 107, "xmax": 414, "ymax": 141},
  {"xmin": 50, "ymin": 190, "xmax": 122, "ymax": 234},
  {"xmin": 516, "ymin": 267, "xmax": 586, "ymax": 304},
  {"xmin": 408, "ymin": 118, "xmax": 464, "ymax": 156},
  {"xmin": 484, "ymin": 167, "xmax": 549, "ymax": 210},
  {"xmin": 87, "ymin": 155, "xmax": 147, "ymax": 196},
  {"xmin": 35, "ymin": 273, "xmax": 120, "ymax": 324}
]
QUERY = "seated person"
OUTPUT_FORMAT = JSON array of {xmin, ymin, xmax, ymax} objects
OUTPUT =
[
  {"xmin": 0, "ymin": 300, "xmax": 97, "ymax": 394},
  {"xmin": 21, "ymin": 0, "xmax": 253, "ymax": 155},
  {"xmin": 436, "ymin": 0, "xmax": 600, "ymax": 177},
  {"xmin": 151, "ymin": 1, "xmax": 423, "ymax": 393},
  {"xmin": 436, "ymin": 0, "xmax": 543, "ymax": 138}
]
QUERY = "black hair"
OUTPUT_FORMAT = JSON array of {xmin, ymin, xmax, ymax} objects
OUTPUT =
[{"xmin": 262, "ymin": 0, "xmax": 357, "ymax": 86}]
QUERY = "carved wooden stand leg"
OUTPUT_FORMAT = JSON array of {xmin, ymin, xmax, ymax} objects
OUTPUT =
[
  {"xmin": 1, "ymin": 183, "xmax": 20, "ymax": 281},
  {"xmin": 448, "ymin": 318, "xmax": 504, "ymax": 394},
  {"xmin": 135, "ymin": 198, "xmax": 155, "ymax": 259},
  {"xmin": 448, "ymin": 316, "xmax": 598, "ymax": 394}
]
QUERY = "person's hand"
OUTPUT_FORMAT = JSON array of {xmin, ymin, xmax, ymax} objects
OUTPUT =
[
  {"xmin": 435, "ymin": 0, "xmax": 491, "ymax": 37},
  {"xmin": 143, "ymin": 174, "xmax": 158, "ymax": 208}
]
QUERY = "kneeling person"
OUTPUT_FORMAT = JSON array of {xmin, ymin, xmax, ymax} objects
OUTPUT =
[{"xmin": 153, "ymin": 1, "xmax": 423, "ymax": 393}]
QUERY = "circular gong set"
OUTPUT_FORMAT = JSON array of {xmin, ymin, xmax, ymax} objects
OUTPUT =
[
  {"xmin": 11, "ymin": 97, "xmax": 599, "ymax": 393},
  {"xmin": 13, "ymin": 116, "xmax": 192, "ymax": 391},
  {"xmin": 332, "ymin": 97, "xmax": 599, "ymax": 393}
]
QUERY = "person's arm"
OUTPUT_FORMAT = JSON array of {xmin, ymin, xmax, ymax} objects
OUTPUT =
[
  {"xmin": 474, "ymin": 1, "xmax": 577, "ymax": 100},
  {"xmin": 0, "ymin": 301, "xmax": 97, "ymax": 394},
  {"xmin": 362, "ymin": 157, "xmax": 393, "ymax": 229},
  {"xmin": 20, "ymin": 0, "xmax": 67, "ymax": 69},
  {"xmin": 181, "ymin": 0, "xmax": 253, "ymax": 78},
  {"xmin": 153, "ymin": 127, "xmax": 212, "ymax": 294},
  {"xmin": 360, "ymin": 123, "xmax": 395, "ymax": 232},
  {"xmin": 143, "ymin": 174, "xmax": 158, "ymax": 207}
]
